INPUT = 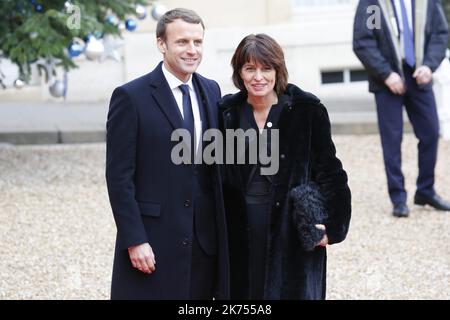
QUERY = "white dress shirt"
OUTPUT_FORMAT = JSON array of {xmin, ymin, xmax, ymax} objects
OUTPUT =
[{"xmin": 162, "ymin": 63, "xmax": 202, "ymax": 152}]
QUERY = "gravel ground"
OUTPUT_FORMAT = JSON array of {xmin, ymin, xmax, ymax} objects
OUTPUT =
[{"xmin": 0, "ymin": 134, "xmax": 448, "ymax": 300}]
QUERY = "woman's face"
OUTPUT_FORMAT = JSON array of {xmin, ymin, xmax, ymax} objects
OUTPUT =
[{"xmin": 240, "ymin": 60, "xmax": 276, "ymax": 99}]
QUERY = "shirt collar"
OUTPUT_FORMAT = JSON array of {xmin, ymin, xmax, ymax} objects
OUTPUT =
[{"xmin": 161, "ymin": 62, "xmax": 194, "ymax": 91}]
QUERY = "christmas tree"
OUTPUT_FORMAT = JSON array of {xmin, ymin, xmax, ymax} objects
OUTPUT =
[{"xmin": 0, "ymin": 0, "xmax": 152, "ymax": 83}]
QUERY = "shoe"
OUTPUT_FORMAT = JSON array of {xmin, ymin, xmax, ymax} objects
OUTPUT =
[
  {"xmin": 414, "ymin": 193, "xmax": 450, "ymax": 211},
  {"xmin": 393, "ymin": 203, "xmax": 409, "ymax": 217}
]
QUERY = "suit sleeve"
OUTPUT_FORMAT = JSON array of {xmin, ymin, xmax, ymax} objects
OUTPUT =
[
  {"xmin": 213, "ymin": 80, "xmax": 222, "ymax": 98},
  {"xmin": 352, "ymin": 0, "xmax": 393, "ymax": 81},
  {"xmin": 311, "ymin": 104, "xmax": 352, "ymax": 245},
  {"xmin": 423, "ymin": 0, "xmax": 449, "ymax": 72},
  {"xmin": 105, "ymin": 87, "xmax": 148, "ymax": 251}
]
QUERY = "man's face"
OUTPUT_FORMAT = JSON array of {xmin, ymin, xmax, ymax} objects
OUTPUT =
[{"xmin": 157, "ymin": 19, "xmax": 204, "ymax": 82}]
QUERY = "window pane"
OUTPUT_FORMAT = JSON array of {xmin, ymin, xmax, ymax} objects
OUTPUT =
[
  {"xmin": 321, "ymin": 71, "xmax": 344, "ymax": 84},
  {"xmin": 350, "ymin": 69, "xmax": 368, "ymax": 82}
]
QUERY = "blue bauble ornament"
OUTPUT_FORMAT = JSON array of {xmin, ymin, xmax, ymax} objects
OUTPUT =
[
  {"xmin": 125, "ymin": 19, "xmax": 137, "ymax": 31},
  {"xmin": 68, "ymin": 41, "xmax": 85, "ymax": 58},
  {"xmin": 34, "ymin": 3, "xmax": 43, "ymax": 12}
]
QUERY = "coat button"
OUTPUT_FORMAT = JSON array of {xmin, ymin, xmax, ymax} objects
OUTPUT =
[
  {"xmin": 280, "ymin": 154, "xmax": 286, "ymax": 160},
  {"xmin": 275, "ymin": 201, "xmax": 281, "ymax": 208},
  {"xmin": 184, "ymin": 200, "xmax": 191, "ymax": 207}
]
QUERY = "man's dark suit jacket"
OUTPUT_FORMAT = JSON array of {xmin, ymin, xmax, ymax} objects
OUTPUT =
[{"xmin": 353, "ymin": 0, "xmax": 448, "ymax": 92}]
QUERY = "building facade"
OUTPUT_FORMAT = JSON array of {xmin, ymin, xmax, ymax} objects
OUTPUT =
[{"xmin": 0, "ymin": 0, "xmax": 371, "ymax": 103}]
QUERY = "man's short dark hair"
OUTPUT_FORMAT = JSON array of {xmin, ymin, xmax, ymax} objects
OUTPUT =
[
  {"xmin": 231, "ymin": 34, "xmax": 289, "ymax": 96},
  {"xmin": 156, "ymin": 8, "xmax": 205, "ymax": 40}
]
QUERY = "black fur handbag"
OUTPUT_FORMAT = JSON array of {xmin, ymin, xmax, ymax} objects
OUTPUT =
[
  {"xmin": 290, "ymin": 182, "xmax": 327, "ymax": 251},
  {"xmin": 289, "ymin": 119, "xmax": 327, "ymax": 251}
]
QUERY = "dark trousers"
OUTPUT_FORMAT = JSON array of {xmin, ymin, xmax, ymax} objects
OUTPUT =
[
  {"xmin": 189, "ymin": 233, "xmax": 217, "ymax": 299},
  {"xmin": 246, "ymin": 201, "xmax": 270, "ymax": 300},
  {"xmin": 374, "ymin": 65, "xmax": 440, "ymax": 205}
]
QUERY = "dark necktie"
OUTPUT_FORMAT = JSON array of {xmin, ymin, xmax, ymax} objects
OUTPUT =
[
  {"xmin": 179, "ymin": 84, "xmax": 195, "ymax": 150},
  {"xmin": 399, "ymin": 0, "xmax": 415, "ymax": 67}
]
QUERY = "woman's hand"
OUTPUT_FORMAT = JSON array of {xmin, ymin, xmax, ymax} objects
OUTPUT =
[{"xmin": 315, "ymin": 224, "xmax": 328, "ymax": 247}]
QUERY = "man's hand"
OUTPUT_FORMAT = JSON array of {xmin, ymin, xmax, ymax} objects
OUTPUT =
[
  {"xmin": 128, "ymin": 243, "xmax": 156, "ymax": 274},
  {"xmin": 413, "ymin": 65, "xmax": 432, "ymax": 85},
  {"xmin": 315, "ymin": 224, "xmax": 329, "ymax": 247},
  {"xmin": 384, "ymin": 72, "xmax": 406, "ymax": 95}
]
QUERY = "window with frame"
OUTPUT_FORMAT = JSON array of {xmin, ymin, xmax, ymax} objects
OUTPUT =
[{"xmin": 321, "ymin": 68, "xmax": 368, "ymax": 84}]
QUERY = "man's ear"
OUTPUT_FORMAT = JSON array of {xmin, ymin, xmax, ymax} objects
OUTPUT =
[{"xmin": 157, "ymin": 38, "xmax": 166, "ymax": 54}]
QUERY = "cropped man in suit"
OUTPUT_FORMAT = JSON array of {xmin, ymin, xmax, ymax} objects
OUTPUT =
[
  {"xmin": 353, "ymin": 0, "xmax": 450, "ymax": 217},
  {"xmin": 106, "ymin": 8, "xmax": 229, "ymax": 299}
]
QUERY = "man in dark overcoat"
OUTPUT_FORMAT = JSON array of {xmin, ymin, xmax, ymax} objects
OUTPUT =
[{"xmin": 105, "ymin": 8, "xmax": 229, "ymax": 299}]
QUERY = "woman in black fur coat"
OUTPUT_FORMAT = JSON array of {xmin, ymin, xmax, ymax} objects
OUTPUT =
[{"xmin": 218, "ymin": 34, "xmax": 351, "ymax": 300}]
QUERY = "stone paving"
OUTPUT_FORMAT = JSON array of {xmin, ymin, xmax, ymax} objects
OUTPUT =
[{"xmin": 0, "ymin": 134, "xmax": 448, "ymax": 299}]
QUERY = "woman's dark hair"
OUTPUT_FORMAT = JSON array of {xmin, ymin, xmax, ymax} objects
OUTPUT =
[{"xmin": 231, "ymin": 33, "xmax": 288, "ymax": 96}]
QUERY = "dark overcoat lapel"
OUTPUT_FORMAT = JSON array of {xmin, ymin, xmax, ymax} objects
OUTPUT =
[{"xmin": 148, "ymin": 65, "xmax": 184, "ymax": 130}]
